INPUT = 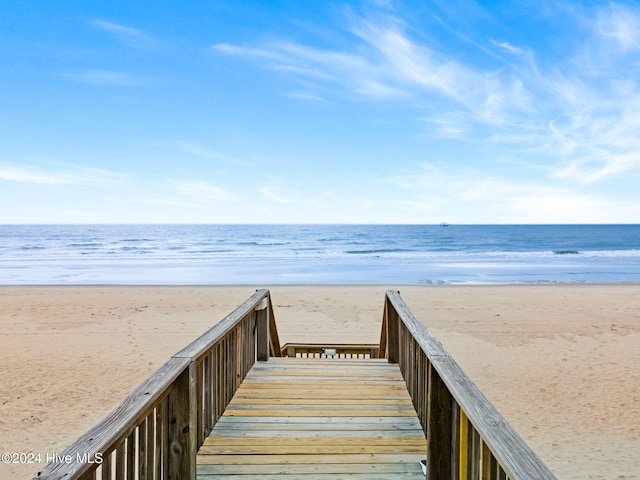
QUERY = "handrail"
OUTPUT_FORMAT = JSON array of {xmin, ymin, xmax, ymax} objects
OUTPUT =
[
  {"xmin": 34, "ymin": 289, "xmax": 280, "ymax": 480},
  {"xmin": 383, "ymin": 290, "xmax": 557, "ymax": 480},
  {"xmin": 280, "ymin": 342, "xmax": 380, "ymax": 358}
]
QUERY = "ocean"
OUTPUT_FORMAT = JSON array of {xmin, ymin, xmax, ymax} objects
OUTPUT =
[{"xmin": 1, "ymin": 224, "xmax": 639, "ymax": 285}]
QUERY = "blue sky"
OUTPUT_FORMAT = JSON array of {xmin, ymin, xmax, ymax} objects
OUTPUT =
[{"xmin": 1, "ymin": 0, "xmax": 640, "ymax": 224}]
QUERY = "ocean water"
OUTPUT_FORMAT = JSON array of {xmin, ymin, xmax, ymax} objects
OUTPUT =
[{"xmin": 1, "ymin": 224, "xmax": 639, "ymax": 285}]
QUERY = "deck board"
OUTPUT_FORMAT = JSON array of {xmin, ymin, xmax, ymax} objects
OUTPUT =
[{"xmin": 196, "ymin": 357, "xmax": 427, "ymax": 478}]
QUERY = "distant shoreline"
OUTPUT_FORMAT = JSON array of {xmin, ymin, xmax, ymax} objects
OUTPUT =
[{"xmin": 3, "ymin": 224, "xmax": 640, "ymax": 284}]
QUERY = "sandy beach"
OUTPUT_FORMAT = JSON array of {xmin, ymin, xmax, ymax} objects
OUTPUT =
[{"xmin": 1, "ymin": 285, "xmax": 639, "ymax": 479}]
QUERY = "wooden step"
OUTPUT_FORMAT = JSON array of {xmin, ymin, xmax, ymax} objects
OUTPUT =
[{"xmin": 196, "ymin": 357, "xmax": 427, "ymax": 479}]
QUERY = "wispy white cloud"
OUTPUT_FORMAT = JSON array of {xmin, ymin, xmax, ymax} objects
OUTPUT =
[
  {"xmin": 65, "ymin": 69, "xmax": 140, "ymax": 86},
  {"xmin": 490, "ymin": 39, "xmax": 525, "ymax": 55},
  {"xmin": 212, "ymin": 3, "xmax": 640, "ymax": 187},
  {"xmin": 167, "ymin": 179, "xmax": 235, "ymax": 202},
  {"xmin": 595, "ymin": 3, "xmax": 640, "ymax": 52},
  {"xmin": 529, "ymin": 3, "xmax": 640, "ymax": 183},
  {"xmin": 546, "ymin": 94, "xmax": 640, "ymax": 183},
  {"xmin": 388, "ymin": 163, "xmax": 639, "ymax": 223},
  {"xmin": 92, "ymin": 19, "xmax": 145, "ymax": 37},
  {"xmin": 0, "ymin": 163, "xmax": 128, "ymax": 185},
  {"xmin": 212, "ymin": 12, "xmax": 532, "ymax": 126},
  {"xmin": 90, "ymin": 19, "xmax": 157, "ymax": 48},
  {"xmin": 213, "ymin": 43, "xmax": 287, "ymax": 62}
]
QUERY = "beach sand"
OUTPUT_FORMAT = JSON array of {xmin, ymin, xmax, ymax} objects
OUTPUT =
[{"xmin": 1, "ymin": 285, "xmax": 639, "ymax": 479}]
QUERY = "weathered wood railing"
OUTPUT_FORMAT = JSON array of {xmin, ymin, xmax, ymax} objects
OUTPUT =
[
  {"xmin": 280, "ymin": 343, "xmax": 380, "ymax": 358},
  {"xmin": 382, "ymin": 290, "xmax": 557, "ymax": 480},
  {"xmin": 35, "ymin": 289, "xmax": 280, "ymax": 480}
]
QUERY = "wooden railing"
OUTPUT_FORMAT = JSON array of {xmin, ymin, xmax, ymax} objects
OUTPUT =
[
  {"xmin": 281, "ymin": 343, "xmax": 380, "ymax": 358},
  {"xmin": 34, "ymin": 289, "xmax": 280, "ymax": 480},
  {"xmin": 382, "ymin": 290, "xmax": 557, "ymax": 480}
]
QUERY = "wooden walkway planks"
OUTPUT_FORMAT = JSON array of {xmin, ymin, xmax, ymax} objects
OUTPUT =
[{"xmin": 196, "ymin": 357, "xmax": 427, "ymax": 479}]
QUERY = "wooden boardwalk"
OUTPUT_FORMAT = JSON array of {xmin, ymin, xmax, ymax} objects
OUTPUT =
[
  {"xmin": 196, "ymin": 357, "xmax": 427, "ymax": 479},
  {"xmin": 36, "ymin": 290, "xmax": 556, "ymax": 480}
]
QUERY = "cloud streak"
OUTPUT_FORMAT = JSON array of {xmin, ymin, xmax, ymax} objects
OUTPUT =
[
  {"xmin": 213, "ymin": 14, "xmax": 533, "ymax": 122},
  {"xmin": 389, "ymin": 163, "xmax": 639, "ymax": 223},
  {"xmin": 595, "ymin": 3, "xmax": 640, "ymax": 52},
  {"xmin": 172, "ymin": 140, "xmax": 252, "ymax": 166},
  {"xmin": 0, "ymin": 163, "xmax": 128, "ymax": 185},
  {"xmin": 212, "ymin": 3, "xmax": 640, "ymax": 186},
  {"xmin": 166, "ymin": 179, "xmax": 235, "ymax": 203},
  {"xmin": 90, "ymin": 19, "xmax": 158, "ymax": 48}
]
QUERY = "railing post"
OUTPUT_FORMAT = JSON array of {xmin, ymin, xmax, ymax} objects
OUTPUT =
[
  {"xmin": 385, "ymin": 293, "xmax": 399, "ymax": 363},
  {"xmin": 167, "ymin": 361, "xmax": 197, "ymax": 480},
  {"xmin": 255, "ymin": 296, "xmax": 269, "ymax": 361},
  {"xmin": 427, "ymin": 361, "xmax": 453, "ymax": 480}
]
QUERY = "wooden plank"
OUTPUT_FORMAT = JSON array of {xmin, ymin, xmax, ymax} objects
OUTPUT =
[
  {"xmin": 225, "ymin": 405, "xmax": 415, "ymax": 412},
  {"xmin": 249, "ymin": 366, "xmax": 400, "ymax": 373},
  {"xmin": 385, "ymin": 295, "xmax": 399, "ymax": 363},
  {"xmin": 197, "ymin": 453, "xmax": 425, "ymax": 465},
  {"xmin": 214, "ymin": 415, "xmax": 422, "ymax": 424},
  {"xmin": 231, "ymin": 392, "xmax": 410, "ymax": 400},
  {"xmin": 100, "ymin": 451, "xmax": 111, "ymax": 480},
  {"xmin": 202, "ymin": 437, "xmax": 426, "ymax": 447},
  {"xmin": 229, "ymin": 397, "xmax": 414, "ymax": 405},
  {"xmin": 233, "ymin": 386, "xmax": 409, "ymax": 394},
  {"xmin": 125, "ymin": 431, "xmax": 135, "ymax": 480},
  {"xmin": 266, "ymin": 292, "xmax": 281, "ymax": 357},
  {"xmin": 234, "ymin": 381, "xmax": 407, "ymax": 389},
  {"xmin": 196, "ymin": 357, "xmax": 427, "ymax": 480},
  {"xmin": 280, "ymin": 342, "xmax": 379, "ymax": 353},
  {"xmin": 240, "ymin": 378, "xmax": 408, "ymax": 386},
  {"xmin": 244, "ymin": 373, "xmax": 401, "ymax": 380},
  {"xmin": 256, "ymin": 301, "xmax": 269, "ymax": 361},
  {"xmin": 203, "ymin": 352, "xmax": 213, "ymax": 439},
  {"xmin": 196, "ymin": 359, "xmax": 205, "ymax": 445},
  {"xmin": 199, "ymin": 444, "xmax": 426, "ymax": 455},
  {"xmin": 222, "ymin": 409, "xmax": 417, "ymax": 417},
  {"xmin": 269, "ymin": 359, "xmax": 391, "ymax": 366},
  {"xmin": 379, "ymin": 301, "xmax": 388, "ymax": 359},
  {"xmin": 137, "ymin": 418, "xmax": 147, "ymax": 480},
  {"xmin": 212, "ymin": 421, "xmax": 422, "ymax": 431},
  {"xmin": 145, "ymin": 413, "xmax": 154, "ymax": 480},
  {"xmin": 115, "ymin": 443, "xmax": 125, "ymax": 480},
  {"xmin": 211, "ymin": 424, "xmax": 422, "ymax": 434},
  {"xmin": 224, "ymin": 405, "xmax": 415, "ymax": 413},
  {"xmin": 197, "ymin": 474, "xmax": 426, "ymax": 480},
  {"xmin": 245, "ymin": 371, "xmax": 402, "ymax": 378},
  {"xmin": 209, "ymin": 428, "xmax": 425, "ymax": 438},
  {"xmin": 155, "ymin": 404, "xmax": 162, "ymax": 480},
  {"xmin": 460, "ymin": 408, "xmax": 469, "ymax": 480},
  {"xmin": 78, "ymin": 469, "xmax": 96, "ymax": 480},
  {"xmin": 167, "ymin": 362, "xmax": 196, "ymax": 480},
  {"xmin": 197, "ymin": 463, "xmax": 424, "ymax": 474},
  {"xmin": 251, "ymin": 360, "xmax": 394, "ymax": 369},
  {"xmin": 427, "ymin": 364, "xmax": 452, "ymax": 480},
  {"xmin": 228, "ymin": 392, "xmax": 411, "ymax": 400}
]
